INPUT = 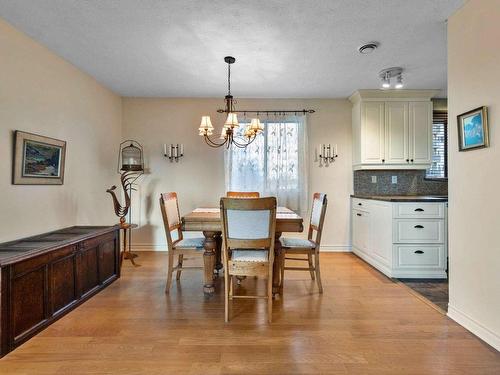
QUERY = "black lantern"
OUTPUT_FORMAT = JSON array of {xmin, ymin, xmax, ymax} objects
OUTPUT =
[{"xmin": 118, "ymin": 140, "xmax": 144, "ymax": 173}]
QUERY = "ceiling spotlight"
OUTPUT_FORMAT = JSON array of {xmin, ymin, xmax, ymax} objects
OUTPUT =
[
  {"xmin": 379, "ymin": 67, "xmax": 404, "ymax": 89},
  {"xmin": 358, "ymin": 42, "xmax": 379, "ymax": 54},
  {"xmin": 382, "ymin": 73, "xmax": 391, "ymax": 89},
  {"xmin": 395, "ymin": 74, "xmax": 404, "ymax": 89}
]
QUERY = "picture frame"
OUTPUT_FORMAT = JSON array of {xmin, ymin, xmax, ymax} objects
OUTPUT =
[
  {"xmin": 12, "ymin": 131, "xmax": 66, "ymax": 185},
  {"xmin": 457, "ymin": 106, "xmax": 489, "ymax": 151}
]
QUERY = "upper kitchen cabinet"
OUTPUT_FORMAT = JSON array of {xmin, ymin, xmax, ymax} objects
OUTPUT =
[{"xmin": 349, "ymin": 90, "xmax": 438, "ymax": 170}]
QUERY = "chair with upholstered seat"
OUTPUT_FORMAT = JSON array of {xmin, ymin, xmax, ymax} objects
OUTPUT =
[
  {"xmin": 226, "ymin": 191, "xmax": 260, "ymax": 198},
  {"xmin": 220, "ymin": 197, "xmax": 276, "ymax": 322},
  {"xmin": 280, "ymin": 193, "xmax": 327, "ymax": 293},
  {"xmin": 160, "ymin": 192, "xmax": 205, "ymax": 293}
]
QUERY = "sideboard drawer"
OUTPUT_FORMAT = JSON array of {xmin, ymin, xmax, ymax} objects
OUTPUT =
[
  {"xmin": 394, "ymin": 220, "xmax": 445, "ymax": 243},
  {"xmin": 394, "ymin": 203, "xmax": 444, "ymax": 219},
  {"xmin": 395, "ymin": 245, "xmax": 445, "ymax": 269}
]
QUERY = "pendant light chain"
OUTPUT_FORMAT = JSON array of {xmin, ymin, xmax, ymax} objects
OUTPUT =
[{"xmin": 227, "ymin": 61, "xmax": 231, "ymax": 96}]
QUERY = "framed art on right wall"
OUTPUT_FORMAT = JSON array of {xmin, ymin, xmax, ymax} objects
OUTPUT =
[{"xmin": 457, "ymin": 106, "xmax": 489, "ymax": 151}]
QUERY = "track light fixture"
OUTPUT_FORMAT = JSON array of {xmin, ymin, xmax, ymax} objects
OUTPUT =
[
  {"xmin": 379, "ymin": 67, "xmax": 404, "ymax": 89},
  {"xmin": 395, "ymin": 74, "xmax": 403, "ymax": 89}
]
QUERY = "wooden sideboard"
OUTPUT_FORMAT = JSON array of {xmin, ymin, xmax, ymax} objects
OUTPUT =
[{"xmin": 0, "ymin": 226, "xmax": 120, "ymax": 357}]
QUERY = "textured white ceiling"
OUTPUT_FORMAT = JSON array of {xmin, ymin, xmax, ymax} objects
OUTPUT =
[{"xmin": 0, "ymin": 0, "xmax": 463, "ymax": 98}]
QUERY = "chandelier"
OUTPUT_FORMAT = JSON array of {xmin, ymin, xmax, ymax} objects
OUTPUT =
[{"xmin": 198, "ymin": 56, "xmax": 264, "ymax": 148}]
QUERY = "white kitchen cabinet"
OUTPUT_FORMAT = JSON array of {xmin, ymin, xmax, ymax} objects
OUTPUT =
[
  {"xmin": 385, "ymin": 101, "xmax": 409, "ymax": 164},
  {"xmin": 351, "ymin": 197, "xmax": 448, "ymax": 279},
  {"xmin": 409, "ymin": 101, "xmax": 433, "ymax": 164},
  {"xmin": 350, "ymin": 90, "xmax": 438, "ymax": 170},
  {"xmin": 360, "ymin": 102, "xmax": 385, "ymax": 164},
  {"xmin": 352, "ymin": 209, "xmax": 370, "ymax": 253}
]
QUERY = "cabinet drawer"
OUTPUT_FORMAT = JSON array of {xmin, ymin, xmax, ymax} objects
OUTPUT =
[
  {"xmin": 394, "ymin": 203, "xmax": 444, "ymax": 219},
  {"xmin": 395, "ymin": 245, "xmax": 445, "ymax": 269},
  {"xmin": 394, "ymin": 220, "xmax": 444, "ymax": 243},
  {"xmin": 352, "ymin": 198, "xmax": 369, "ymax": 211}
]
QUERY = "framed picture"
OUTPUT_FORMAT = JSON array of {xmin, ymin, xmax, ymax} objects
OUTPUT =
[
  {"xmin": 457, "ymin": 106, "xmax": 489, "ymax": 151},
  {"xmin": 13, "ymin": 131, "xmax": 66, "ymax": 185}
]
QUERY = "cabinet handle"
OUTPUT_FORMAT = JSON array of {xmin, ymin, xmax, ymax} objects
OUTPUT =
[
  {"xmin": 356, "ymin": 213, "xmax": 362, "ymax": 217},
  {"xmin": 414, "ymin": 250, "xmax": 424, "ymax": 254},
  {"xmin": 414, "ymin": 225, "xmax": 424, "ymax": 229},
  {"xmin": 406, "ymin": 159, "xmax": 409, "ymax": 163},
  {"xmin": 358, "ymin": 203, "xmax": 362, "ymax": 206},
  {"xmin": 382, "ymin": 159, "xmax": 385, "ymax": 163},
  {"xmin": 410, "ymin": 159, "xmax": 414, "ymax": 162},
  {"xmin": 414, "ymin": 208, "xmax": 424, "ymax": 212}
]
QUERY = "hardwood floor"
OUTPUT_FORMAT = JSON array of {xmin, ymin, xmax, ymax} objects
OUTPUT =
[{"xmin": 0, "ymin": 252, "xmax": 498, "ymax": 374}]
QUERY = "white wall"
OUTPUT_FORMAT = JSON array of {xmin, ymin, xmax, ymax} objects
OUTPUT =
[
  {"xmin": 447, "ymin": 0, "xmax": 500, "ymax": 351},
  {"xmin": 0, "ymin": 18, "xmax": 122, "ymax": 242},
  {"xmin": 122, "ymin": 98, "xmax": 353, "ymax": 250}
]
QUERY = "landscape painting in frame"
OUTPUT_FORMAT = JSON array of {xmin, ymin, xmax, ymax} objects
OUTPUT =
[
  {"xmin": 457, "ymin": 106, "xmax": 489, "ymax": 151},
  {"xmin": 13, "ymin": 131, "xmax": 66, "ymax": 185}
]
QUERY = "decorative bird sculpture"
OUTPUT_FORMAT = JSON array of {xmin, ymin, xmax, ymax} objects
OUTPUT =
[{"xmin": 106, "ymin": 171, "xmax": 138, "ymax": 227}]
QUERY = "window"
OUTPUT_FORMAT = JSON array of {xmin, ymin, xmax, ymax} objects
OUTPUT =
[
  {"xmin": 426, "ymin": 111, "xmax": 448, "ymax": 179},
  {"xmin": 225, "ymin": 116, "xmax": 308, "ymax": 212}
]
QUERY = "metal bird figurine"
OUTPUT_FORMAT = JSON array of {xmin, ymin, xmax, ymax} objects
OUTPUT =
[{"xmin": 106, "ymin": 171, "xmax": 138, "ymax": 227}]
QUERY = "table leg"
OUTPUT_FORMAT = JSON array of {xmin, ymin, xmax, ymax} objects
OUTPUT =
[
  {"xmin": 272, "ymin": 232, "xmax": 283, "ymax": 296},
  {"xmin": 202, "ymin": 231, "xmax": 217, "ymax": 296},
  {"xmin": 215, "ymin": 233, "xmax": 223, "ymax": 276}
]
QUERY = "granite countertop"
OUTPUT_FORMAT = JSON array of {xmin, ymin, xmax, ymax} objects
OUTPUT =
[{"xmin": 351, "ymin": 194, "xmax": 448, "ymax": 202}]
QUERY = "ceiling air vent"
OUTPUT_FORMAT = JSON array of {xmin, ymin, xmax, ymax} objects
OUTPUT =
[{"xmin": 358, "ymin": 42, "xmax": 379, "ymax": 54}]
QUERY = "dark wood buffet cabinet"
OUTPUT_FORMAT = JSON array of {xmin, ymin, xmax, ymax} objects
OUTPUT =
[{"xmin": 0, "ymin": 226, "xmax": 120, "ymax": 357}]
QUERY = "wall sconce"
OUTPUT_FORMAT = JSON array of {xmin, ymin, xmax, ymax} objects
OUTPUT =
[
  {"xmin": 318, "ymin": 144, "xmax": 338, "ymax": 165},
  {"xmin": 163, "ymin": 143, "xmax": 184, "ymax": 162}
]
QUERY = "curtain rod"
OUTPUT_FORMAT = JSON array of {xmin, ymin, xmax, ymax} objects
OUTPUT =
[{"xmin": 216, "ymin": 109, "xmax": 315, "ymax": 115}]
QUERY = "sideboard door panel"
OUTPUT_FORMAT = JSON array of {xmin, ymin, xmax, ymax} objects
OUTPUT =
[
  {"xmin": 99, "ymin": 240, "xmax": 116, "ymax": 284},
  {"xmin": 78, "ymin": 247, "xmax": 99, "ymax": 297},
  {"xmin": 51, "ymin": 255, "xmax": 77, "ymax": 315},
  {"xmin": 12, "ymin": 267, "xmax": 47, "ymax": 340}
]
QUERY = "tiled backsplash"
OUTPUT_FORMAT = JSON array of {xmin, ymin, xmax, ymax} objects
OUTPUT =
[{"xmin": 353, "ymin": 170, "xmax": 448, "ymax": 196}]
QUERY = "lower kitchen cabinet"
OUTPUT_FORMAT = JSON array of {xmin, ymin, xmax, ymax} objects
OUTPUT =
[{"xmin": 351, "ymin": 198, "xmax": 448, "ymax": 278}]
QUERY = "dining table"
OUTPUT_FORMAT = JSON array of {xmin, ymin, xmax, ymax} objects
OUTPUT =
[{"xmin": 181, "ymin": 206, "xmax": 304, "ymax": 296}]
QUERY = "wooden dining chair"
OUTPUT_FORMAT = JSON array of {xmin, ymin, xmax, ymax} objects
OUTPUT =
[
  {"xmin": 160, "ymin": 192, "xmax": 204, "ymax": 293},
  {"xmin": 280, "ymin": 193, "xmax": 328, "ymax": 293},
  {"xmin": 226, "ymin": 191, "xmax": 260, "ymax": 198},
  {"xmin": 220, "ymin": 197, "xmax": 277, "ymax": 322}
]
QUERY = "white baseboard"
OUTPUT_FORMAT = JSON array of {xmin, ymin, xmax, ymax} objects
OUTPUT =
[
  {"xmin": 132, "ymin": 243, "xmax": 352, "ymax": 253},
  {"xmin": 320, "ymin": 245, "xmax": 352, "ymax": 252},
  {"xmin": 447, "ymin": 304, "xmax": 500, "ymax": 352}
]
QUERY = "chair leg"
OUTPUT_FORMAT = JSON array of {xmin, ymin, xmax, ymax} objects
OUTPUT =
[
  {"xmin": 224, "ymin": 272, "xmax": 230, "ymax": 323},
  {"xmin": 165, "ymin": 250, "xmax": 174, "ymax": 294},
  {"xmin": 176, "ymin": 254, "xmax": 184, "ymax": 280},
  {"xmin": 314, "ymin": 250, "xmax": 323, "ymax": 293},
  {"xmin": 307, "ymin": 252, "xmax": 315, "ymax": 280},
  {"xmin": 267, "ymin": 270, "xmax": 273, "ymax": 323},
  {"xmin": 280, "ymin": 250, "xmax": 286, "ymax": 294}
]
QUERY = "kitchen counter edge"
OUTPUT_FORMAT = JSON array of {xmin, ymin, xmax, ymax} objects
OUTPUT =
[{"xmin": 350, "ymin": 195, "xmax": 448, "ymax": 202}]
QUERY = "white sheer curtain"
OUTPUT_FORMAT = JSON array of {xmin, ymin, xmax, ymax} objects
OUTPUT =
[{"xmin": 225, "ymin": 114, "xmax": 308, "ymax": 213}]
